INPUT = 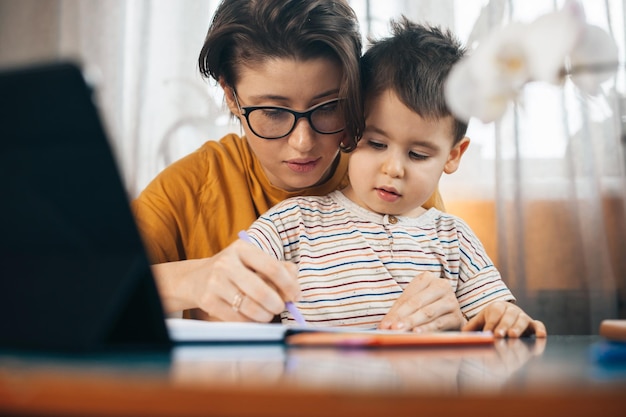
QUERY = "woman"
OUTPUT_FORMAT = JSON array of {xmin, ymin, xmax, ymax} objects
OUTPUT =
[{"xmin": 132, "ymin": 0, "xmax": 446, "ymax": 325}]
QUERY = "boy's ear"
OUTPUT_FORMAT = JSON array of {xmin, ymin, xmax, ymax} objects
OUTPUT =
[
  {"xmin": 443, "ymin": 136, "xmax": 470, "ymax": 174},
  {"xmin": 219, "ymin": 78, "xmax": 240, "ymax": 116}
]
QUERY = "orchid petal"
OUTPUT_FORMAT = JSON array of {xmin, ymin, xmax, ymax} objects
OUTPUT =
[
  {"xmin": 472, "ymin": 22, "xmax": 530, "ymax": 89},
  {"xmin": 562, "ymin": 0, "xmax": 586, "ymax": 24},
  {"xmin": 522, "ymin": 9, "xmax": 583, "ymax": 84},
  {"xmin": 445, "ymin": 58, "xmax": 516, "ymax": 123},
  {"xmin": 569, "ymin": 24, "xmax": 619, "ymax": 95}
]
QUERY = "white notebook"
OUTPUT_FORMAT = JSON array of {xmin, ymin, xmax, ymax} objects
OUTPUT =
[{"xmin": 166, "ymin": 318, "xmax": 495, "ymax": 347}]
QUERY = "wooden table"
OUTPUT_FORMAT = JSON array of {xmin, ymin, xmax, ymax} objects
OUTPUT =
[{"xmin": 0, "ymin": 336, "xmax": 624, "ymax": 417}]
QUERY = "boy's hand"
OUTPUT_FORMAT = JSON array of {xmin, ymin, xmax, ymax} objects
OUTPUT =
[
  {"xmin": 462, "ymin": 301, "xmax": 547, "ymax": 338},
  {"xmin": 378, "ymin": 272, "xmax": 466, "ymax": 332}
]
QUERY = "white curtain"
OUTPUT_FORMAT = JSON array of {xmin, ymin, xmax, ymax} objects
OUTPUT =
[
  {"xmin": 0, "ymin": 0, "xmax": 235, "ymax": 196},
  {"xmin": 1, "ymin": 0, "xmax": 624, "ymax": 334}
]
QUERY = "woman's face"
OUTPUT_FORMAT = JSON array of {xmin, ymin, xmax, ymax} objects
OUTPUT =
[{"xmin": 224, "ymin": 57, "xmax": 345, "ymax": 192}]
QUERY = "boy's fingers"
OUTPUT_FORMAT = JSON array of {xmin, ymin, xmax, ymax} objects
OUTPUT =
[
  {"xmin": 532, "ymin": 320, "xmax": 548, "ymax": 337},
  {"xmin": 462, "ymin": 313, "xmax": 483, "ymax": 331},
  {"xmin": 463, "ymin": 302, "xmax": 548, "ymax": 338},
  {"xmin": 492, "ymin": 305, "xmax": 520, "ymax": 338},
  {"xmin": 410, "ymin": 311, "xmax": 465, "ymax": 333},
  {"xmin": 379, "ymin": 272, "xmax": 456, "ymax": 330}
]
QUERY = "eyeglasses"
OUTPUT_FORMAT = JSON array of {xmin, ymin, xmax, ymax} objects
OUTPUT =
[{"xmin": 233, "ymin": 91, "xmax": 345, "ymax": 140}]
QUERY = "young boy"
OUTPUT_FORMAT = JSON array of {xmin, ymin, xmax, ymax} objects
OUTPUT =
[{"xmin": 245, "ymin": 18, "xmax": 546, "ymax": 338}]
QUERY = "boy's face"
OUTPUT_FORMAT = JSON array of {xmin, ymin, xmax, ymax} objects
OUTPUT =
[{"xmin": 343, "ymin": 89, "xmax": 469, "ymax": 216}]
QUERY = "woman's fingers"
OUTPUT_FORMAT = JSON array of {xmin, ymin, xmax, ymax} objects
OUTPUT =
[
  {"xmin": 191, "ymin": 240, "xmax": 300, "ymax": 322},
  {"xmin": 205, "ymin": 268, "xmax": 280, "ymax": 322},
  {"xmin": 235, "ymin": 240, "xmax": 302, "ymax": 302}
]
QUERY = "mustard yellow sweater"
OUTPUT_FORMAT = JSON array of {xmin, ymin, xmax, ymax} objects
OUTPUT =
[{"xmin": 132, "ymin": 134, "xmax": 444, "ymax": 264}]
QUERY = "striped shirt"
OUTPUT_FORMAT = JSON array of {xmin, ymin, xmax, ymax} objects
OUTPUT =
[{"xmin": 247, "ymin": 190, "xmax": 514, "ymax": 328}]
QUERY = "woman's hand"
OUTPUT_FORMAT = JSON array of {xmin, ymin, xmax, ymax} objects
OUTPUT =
[
  {"xmin": 378, "ymin": 272, "xmax": 466, "ymax": 332},
  {"xmin": 151, "ymin": 240, "xmax": 300, "ymax": 322},
  {"xmin": 462, "ymin": 301, "xmax": 547, "ymax": 338}
]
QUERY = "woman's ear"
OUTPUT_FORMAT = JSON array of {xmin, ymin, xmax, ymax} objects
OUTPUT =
[
  {"xmin": 219, "ymin": 78, "xmax": 240, "ymax": 116},
  {"xmin": 443, "ymin": 136, "xmax": 470, "ymax": 174}
]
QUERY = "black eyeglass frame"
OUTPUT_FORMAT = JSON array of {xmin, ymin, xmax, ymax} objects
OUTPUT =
[{"xmin": 232, "ymin": 91, "xmax": 345, "ymax": 140}]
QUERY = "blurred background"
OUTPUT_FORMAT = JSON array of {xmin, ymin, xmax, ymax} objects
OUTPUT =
[{"xmin": 1, "ymin": 0, "xmax": 624, "ymax": 334}]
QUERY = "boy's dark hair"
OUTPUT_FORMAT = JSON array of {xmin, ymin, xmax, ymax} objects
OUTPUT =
[
  {"xmin": 198, "ymin": 0, "xmax": 364, "ymax": 150},
  {"xmin": 361, "ymin": 17, "xmax": 467, "ymax": 143}
]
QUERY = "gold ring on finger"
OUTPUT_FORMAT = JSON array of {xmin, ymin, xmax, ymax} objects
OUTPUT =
[{"xmin": 232, "ymin": 292, "xmax": 245, "ymax": 313}]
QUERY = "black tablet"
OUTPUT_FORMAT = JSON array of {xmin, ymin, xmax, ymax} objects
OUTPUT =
[{"xmin": 0, "ymin": 61, "xmax": 171, "ymax": 352}]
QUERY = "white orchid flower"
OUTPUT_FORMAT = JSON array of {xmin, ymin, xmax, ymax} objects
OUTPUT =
[
  {"xmin": 445, "ymin": 53, "xmax": 518, "ymax": 123},
  {"xmin": 445, "ymin": 0, "xmax": 619, "ymax": 123},
  {"xmin": 445, "ymin": 23, "xmax": 530, "ymax": 123}
]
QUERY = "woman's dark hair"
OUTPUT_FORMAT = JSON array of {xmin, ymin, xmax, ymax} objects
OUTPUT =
[
  {"xmin": 199, "ymin": 0, "xmax": 363, "ymax": 149},
  {"xmin": 361, "ymin": 17, "xmax": 468, "ymax": 144}
]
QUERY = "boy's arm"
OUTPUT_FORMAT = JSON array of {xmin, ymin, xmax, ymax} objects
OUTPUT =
[
  {"xmin": 246, "ymin": 215, "xmax": 289, "ymax": 261},
  {"xmin": 453, "ymin": 218, "xmax": 546, "ymax": 337}
]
